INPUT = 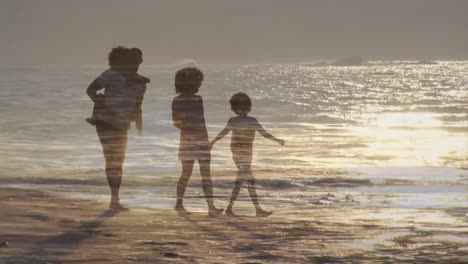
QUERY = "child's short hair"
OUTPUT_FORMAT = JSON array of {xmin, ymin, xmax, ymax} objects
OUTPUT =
[
  {"xmin": 129, "ymin": 48, "xmax": 143, "ymax": 65},
  {"xmin": 175, "ymin": 67, "xmax": 204, "ymax": 94},
  {"xmin": 230, "ymin": 92, "xmax": 252, "ymax": 115},
  {"xmin": 108, "ymin": 46, "xmax": 129, "ymax": 67}
]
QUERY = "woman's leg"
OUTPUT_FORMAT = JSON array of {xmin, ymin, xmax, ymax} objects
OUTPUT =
[
  {"xmin": 199, "ymin": 160, "xmax": 223, "ymax": 216},
  {"xmin": 97, "ymin": 124, "xmax": 128, "ymax": 210},
  {"xmin": 175, "ymin": 160, "xmax": 194, "ymax": 212},
  {"xmin": 106, "ymin": 168, "xmax": 122, "ymax": 206},
  {"xmin": 111, "ymin": 130, "xmax": 128, "ymax": 209}
]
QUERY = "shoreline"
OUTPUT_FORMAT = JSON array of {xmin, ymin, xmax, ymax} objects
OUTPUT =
[
  {"xmin": 1, "ymin": 172, "xmax": 467, "ymax": 263},
  {"xmin": 1, "ymin": 165, "xmax": 466, "ymax": 186}
]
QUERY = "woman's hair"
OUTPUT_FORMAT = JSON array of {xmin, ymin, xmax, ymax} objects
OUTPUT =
[
  {"xmin": 230, "ymin": 92, "xmax": 252, "ymax": 115},
  {"xmin": 108, "ymin": 46, "xmax": 130, "ymax": 67},
  {"xmin": 175, "ymin": 67, "xmax": 204, "ymax": 94}
]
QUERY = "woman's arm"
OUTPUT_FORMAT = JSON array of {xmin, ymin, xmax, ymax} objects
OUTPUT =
[{"xmin": 86, "ymin": 79, "xmax": 104, "ymax": 103}]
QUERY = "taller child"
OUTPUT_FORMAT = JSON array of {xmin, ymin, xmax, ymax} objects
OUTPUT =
[{"xmin": 172, "ymin": 67, "xmax": 223, "ymax": 217}]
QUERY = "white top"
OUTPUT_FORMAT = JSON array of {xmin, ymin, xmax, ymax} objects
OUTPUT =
[{"xmin": 94, "ymin": 68, "xmax": 147, "ymax": 128}]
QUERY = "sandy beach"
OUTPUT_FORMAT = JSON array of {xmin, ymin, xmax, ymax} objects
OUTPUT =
[{"xmin": 1, "ymin": 169, "xmax": 466, "ymax": 264}]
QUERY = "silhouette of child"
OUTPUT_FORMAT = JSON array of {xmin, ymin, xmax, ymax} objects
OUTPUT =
[
  {"xmin": 125, "ymin": 48, "xmax": 150, "ymax": 137},
  {"xmin": 210, "ymin": 92, "xmax": 285, "ymax": 217},
  {"xmin": 172, "ymin": 67, "xmax": 223, "ymax": 217}
]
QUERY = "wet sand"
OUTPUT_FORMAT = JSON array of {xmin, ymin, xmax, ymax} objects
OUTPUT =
[{"xmin": 0, "ymin": 173, "xmax": 467, "ymax": 263}]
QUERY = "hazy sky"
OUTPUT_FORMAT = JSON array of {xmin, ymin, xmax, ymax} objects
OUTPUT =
[{"xmin": 1, "ymin": 0, "xmax": 467, "ymax": 65}]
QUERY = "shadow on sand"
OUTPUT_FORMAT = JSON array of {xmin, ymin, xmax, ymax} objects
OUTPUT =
[{"xmin": 2, "ymin": 210, "xmax": 119, "ymax": 264}]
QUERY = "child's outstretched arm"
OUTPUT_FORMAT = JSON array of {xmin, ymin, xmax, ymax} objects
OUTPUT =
[
  {"xmin": 210, "ymin": 127, "xmax": 231, "ymax": 145},
  {"xmin": 135, "ymin": 99, "xmax": 143, "ymax": 137},
  {"xmin": 255, "ymin": 119, "xmax": 285, "ymax": 146},
  {"xmin": 133, "ymin": 76, "xmax": 149, "ymax": 137}
]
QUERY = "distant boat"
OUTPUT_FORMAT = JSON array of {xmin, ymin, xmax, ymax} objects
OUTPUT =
[
  {"xmin": 305, "ymin": 56, "xmax": 366, "ymax": 67},
  {"xmin": 331, "ymin": 56, "xmax": 365, "ymax": 66},
  {"xmin": 414, "ymin": 60, "xmax": 438, "ymax": 65}
]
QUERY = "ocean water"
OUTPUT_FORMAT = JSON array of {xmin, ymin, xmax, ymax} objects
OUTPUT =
[{"xmin": 0, "ymin": 61, "xmax": 467, "ymax": 182}]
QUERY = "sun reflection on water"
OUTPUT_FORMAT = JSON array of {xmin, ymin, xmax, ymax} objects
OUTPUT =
[{"xmin": 351, "ymin": 112, "xmax": 467, "ymax": 167}]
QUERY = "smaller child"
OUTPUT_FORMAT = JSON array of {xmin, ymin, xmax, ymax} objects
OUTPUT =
[
  {"xmin": 125, "ymin": 48, "xmax": 150, "ymax": 137},
  {"xmin": 210, "ymin": 92, "xmax": 285, "ymax": 217}
]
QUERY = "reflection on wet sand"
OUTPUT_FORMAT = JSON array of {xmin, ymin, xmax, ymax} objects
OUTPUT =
[{"xmin": 1, "ymin": 162, "xmax": 467, "ymax": 263}]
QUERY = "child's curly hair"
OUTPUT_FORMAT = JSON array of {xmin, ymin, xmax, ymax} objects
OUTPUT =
[
  {"xmin": 175, "ymin": 67, "xmax": 204, "ymax": 94},
  {"xmin": 230, "ymin": 92, "xmax": 251, "ymax": 115},
  {"xmin": 128, "ymin": 47, "xmax": 143, "ymax": 65}
]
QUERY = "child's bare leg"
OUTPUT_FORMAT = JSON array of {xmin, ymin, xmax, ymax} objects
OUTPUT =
[
  {"xmin": 226, "ymin": 176, "xmax": 244, "ymax": 216},
  {"xmin": 246, "ymin": 174, "xmax": 272, "ymax": 217},
  {"xmin": 246, "ymin": 176, "xmax": 260, "ymax": 211},
  {"xmin": 199, "ymin": 160, "xmax": 223, "ymax": 217},
  {"xmin": 176, "ymin": 160, "xmax": 194, "ymax": 213}
]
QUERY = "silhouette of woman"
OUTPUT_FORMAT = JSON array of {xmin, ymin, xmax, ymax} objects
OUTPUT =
[{"xmin": 86, "ymin": 46, "xmax": 149, "ymax": 211}]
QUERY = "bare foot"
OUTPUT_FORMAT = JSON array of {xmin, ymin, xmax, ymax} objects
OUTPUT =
[
  {"xmin": 175, "ymin": 206, "xmax": 191, "ymax": 215},
  {"xmin": 208, "ymin": 207, "xmax": 224, "ymax": 217},
  {"xmin": 109, "ymin": 203, "xmax": 129, "ymax": 211},
  {"xmin": 256, "ymin": 210, "xmax": 272, "ymax": 218},
  {"xmin": 225, "ymin": 210, "xmax": 239, "ymax": 217},
  {"xmin": 86, "ymin": 118, "xmax": 96, "ymax": 126}
]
